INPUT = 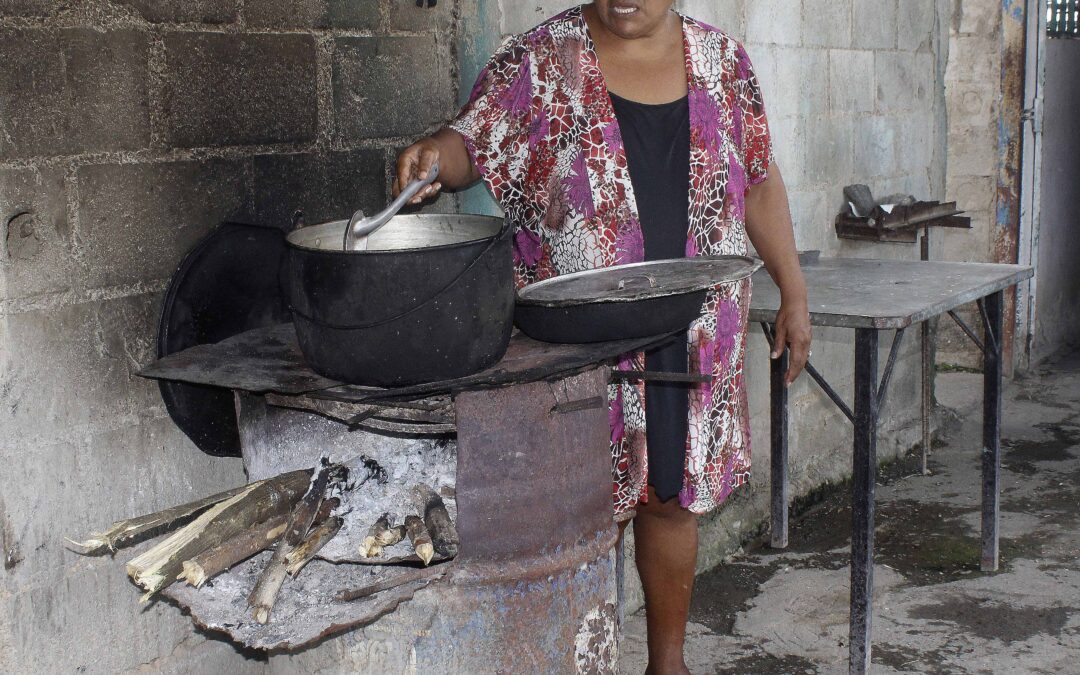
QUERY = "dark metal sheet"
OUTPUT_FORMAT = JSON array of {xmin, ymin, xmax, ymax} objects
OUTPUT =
[
  {"xmin": 141, "ymin": 323, "xmax": 667, "ymax": 401},
  {"xmin": 749, "ymin": 257, "xmax": 1034, "ymax": 329}
]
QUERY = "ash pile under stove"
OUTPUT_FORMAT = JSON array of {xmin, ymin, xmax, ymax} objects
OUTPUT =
[{"xmin": 138, "ymin": 323, "xmax": 667, "ymax": 672}]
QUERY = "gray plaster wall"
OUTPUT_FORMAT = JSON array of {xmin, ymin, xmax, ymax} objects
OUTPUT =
[
  {"xmin": 0, "ymin": 1, "xmax": 459, "ymax": 672},
  {"xmin": 460, "ymin": 0, "xmax": 951, "ymax": 613},
  {"xmin": 1032, "ymin": 37, "xmax": 1080, "ymax": 360}
]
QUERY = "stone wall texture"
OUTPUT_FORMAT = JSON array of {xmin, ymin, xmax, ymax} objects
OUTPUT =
[{"xmin": 0, "ymin": 1, "xmax": 458, "ymax": 673}]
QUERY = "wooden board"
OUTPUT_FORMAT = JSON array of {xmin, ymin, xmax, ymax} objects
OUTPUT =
[{"xmin": 749, "ymin": 257, "xmax": 1033, "ymax": 329}]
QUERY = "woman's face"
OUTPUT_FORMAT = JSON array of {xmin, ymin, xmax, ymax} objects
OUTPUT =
[{"xmin": 590, "ymin": 0, "xmax": 678, "ymax": 40}]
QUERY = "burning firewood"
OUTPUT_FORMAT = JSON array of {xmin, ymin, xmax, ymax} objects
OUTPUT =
[
  {"xmin": 248, "ymin": 460, "xmax": 347, "ymax": 624},
  {"xmin": 418, "ymin": 484, "xmax": 459, "ymax": 559},
  {"xmin": 285, "ymin": 516, "xmax": 344, "ymax": 576},
  {"xmin": 123, "ymin": 469, "xmax": 313, "ymax": 600},
  {"xmin": 360, "ymin": 515, "xmax": 408, "ymax": 558},
  {"xmin": 66, "ymin": 483, "xmax": 254, "ymax": 555},
  {"xmin": 380, "ymin": 524, "xmax": 407, "ymax": 548},
  {"xmin": 178, "ymin": 497, "xmax": 340, "ymax": 588},
  {"xmin": 405, "ymin": 515, "xmax": 434, "ymax": 566}
]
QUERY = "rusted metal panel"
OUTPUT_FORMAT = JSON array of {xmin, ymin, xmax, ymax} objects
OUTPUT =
[
  {"xmin": 454, "ymin": 367, "xmax": 614, "ymax": 561},
  {"xmin": 995, "ymin": 0, "xmax": 1028, "ymax": 374}
]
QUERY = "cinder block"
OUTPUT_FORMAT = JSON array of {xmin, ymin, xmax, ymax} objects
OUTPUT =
[
  {"xmin": 115, "ymin": 0, "xmax": 237, "ymax": 23},
  {"xmin": 333, "ymin": 35, "xmax": 454, "ymax": 141},
  {"xmin": 794, "ymin": 114, "xmax": 854, "ymax": 188},
  {"xmin": 852, "ymin": 115, "xmax": 898, "ymax": 178},
  {"xmin": 875, "ymin": 51, "xmax": 916, "ymax": 112},
  {"xmin": 746, "ymin": 0, "xmax": 802, "ymax": 47},
  {"xmin": 770, "ymin": 48, "xmax": 828, "ymax": 119},
  {"xmin": 0, "ymin": 167, "xmax": 74, "ymax": 300},
  {"xmin": 0, "ymin": 29, "xmax": 150, "ymax": 159},
  {"xmin": 955, "ymin": 0, "xmax": 1000, "ymax": 35},
  {"xmin": 252, "ymin": 149, "xmax": 386, "ymax": 229},
  {"xmin": 828, "ymin": 49, "xmax": 875, "ymax": 114},
  {"xmin": 76, "ymin": 159, "xmax": 250, "ymax": 289},
  {"xmin": 162, "ymin": 33, "xmax": 318, "ymax": 147},
  {"xmin": 245, "ymin": 0, "xmax": 380, "ymax": 29},
  {"xmin": 674, "ymin": 0, "xmax": 745, "ymax": 39},
  {"xmin": 802, "ymin": 0, "xmax": 852, "ymax": 48},
  {"xmin": 498, "ymin": 0, "xmax": 579, "ymax": 35},
  {"xmin": 389, "ymin": 0, "xmax": 455, "ymax": 31},
  {"xmin": 897, "ymin": 0, "xmax": 934, "ymax": 51},
  {"xmin": 852, "ymin": 0, "xmax": 897, "ymax": 49}
]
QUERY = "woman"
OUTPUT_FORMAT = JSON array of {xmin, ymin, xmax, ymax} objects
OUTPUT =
[{"xmin": 396, "ymin": 2, "xmax": 811, "ymax": 672}]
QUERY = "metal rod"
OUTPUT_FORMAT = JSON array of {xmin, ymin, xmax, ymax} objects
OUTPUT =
[
  {"xmin": 982, "ymin": 291, "xmax": 1004, "ymax": 572},
  {"xmin": 947, "ymin": 310, "xmax": 986, "ymax": 353},
  {"xmin": 550, "ymin": 396, "xmax": 606, "ymax": 415},
  {"xmin": 616, "ymin": 534, "xmax": 626, "ymax": 630},
  {"xmin": 805, "ymin": 361, "xmax": 856, "ymax": 424},
  {"xmin": 978, "ymin": 297, "xmax": 1000, "ymax": 355},
  {"xmin": 850, "ymin": 328, "xmax": 879, "ymax": 675},
  {"xmin": 770, "ymin": 342, "xmax": 790, "ymax": 549},
  {"xmin": 610, "ymin": 370, "xmax": 710, "ymax": 384},
  {"xmin": 921, "ymin": 233, "xmax": 933, "ymax": 475},
  {"xmin": 762, "ymin": 321, "xmax": 856, "ymax": 424},
  {"xmin": 876, "ymin": 328, "xmax": 906, "ymax": 411}
]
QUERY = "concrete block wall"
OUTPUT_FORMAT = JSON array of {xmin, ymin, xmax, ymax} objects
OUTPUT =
[
  {"xmin": 463, "ymin": 0, "xmax": 950, "ymax": 611},
  {"xmin": 0, "ymin": 1, "xmax": 459, "ymax": 672}
]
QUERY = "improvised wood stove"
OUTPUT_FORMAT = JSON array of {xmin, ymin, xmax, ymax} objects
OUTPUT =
[{"xmin": 126, "ymin": 323, "xmax": 668, "ymax": 672}]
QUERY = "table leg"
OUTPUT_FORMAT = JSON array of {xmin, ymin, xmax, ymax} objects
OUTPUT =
[
  {"xmin": 982, "ymin": 291, "xmax": 1004, "ymax": 572},
  {"xmin": 771, "ymin": 344, "xmax": 790, "ymax": 549},
  {"xmin": 921, "ymin": 319, "xmax": 932, "ymax": 474},
  {"xmin": 850, "ymin": 328, "xmax": 879, "ymax": 675}
]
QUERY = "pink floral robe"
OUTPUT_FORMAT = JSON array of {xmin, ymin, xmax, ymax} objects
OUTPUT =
[{"xmin": 449, "ymin": 5, "xmax": 772, "ymax": 517}]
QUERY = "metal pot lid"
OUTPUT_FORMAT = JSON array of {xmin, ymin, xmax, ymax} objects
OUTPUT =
[{"xmin": 516, "ymin": 256, "xmax": 762, "ymax": 307}]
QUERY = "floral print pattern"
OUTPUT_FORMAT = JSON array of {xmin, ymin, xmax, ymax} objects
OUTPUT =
[{"xmin": 449, "ymin": 5, "xmax": 772, "ymax": 516}]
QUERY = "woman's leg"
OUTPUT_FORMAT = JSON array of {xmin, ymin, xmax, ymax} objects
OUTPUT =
[{"xmin": 633, "ymin": 485, "xmax": 698, "ymax": 675}]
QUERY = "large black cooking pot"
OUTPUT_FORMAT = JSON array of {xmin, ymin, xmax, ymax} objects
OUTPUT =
[{"xmin": 286, "ymin": 214, "xmax": 514, "ymax": 387}]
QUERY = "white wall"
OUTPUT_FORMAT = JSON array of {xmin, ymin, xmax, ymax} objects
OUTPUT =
[{"xmin": 1033, "ymin": 37, "xmax": 1080, "ymax": 360}]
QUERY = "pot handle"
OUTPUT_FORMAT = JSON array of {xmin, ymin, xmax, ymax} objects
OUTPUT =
[
  {"xmin": 617, "ymin": 274, "xmax": 657, "ymax": 291},
  {"xmin": 290, "ymin": 218, "xmax": 512, "ymax": 331}
]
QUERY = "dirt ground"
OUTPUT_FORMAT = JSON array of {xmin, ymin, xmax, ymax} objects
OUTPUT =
[{"xmin": 620, "ymin": 351, "xmax": 1080, "ymax": 674}]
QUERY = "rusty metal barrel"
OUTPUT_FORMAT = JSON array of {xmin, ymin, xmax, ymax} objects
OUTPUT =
[{"xmin": 236, "ymin": 366, "xmax": 619, "ymax": 674}]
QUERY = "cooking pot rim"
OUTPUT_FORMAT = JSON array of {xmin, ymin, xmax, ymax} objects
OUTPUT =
[{"xmin": 285, "ymin": 213, "xmax": 509, "ymax": 255}]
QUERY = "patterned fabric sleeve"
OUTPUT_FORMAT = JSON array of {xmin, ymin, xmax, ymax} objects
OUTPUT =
[
  {"xmin": 734, "ymin": 43, "xmax": 772, "ymax": 185},
  {"xmin": 447, "ymin": 36, "xmax": 534, "ymax": 213}
]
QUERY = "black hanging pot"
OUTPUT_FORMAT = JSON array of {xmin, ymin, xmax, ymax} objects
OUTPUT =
[
  {"xmin": 286, "ymin": 214, "xmax": 514, "ymax": 387},
  {"xmin": 514, "ymin": 256, "xmax": 762, "ymax": 343}
]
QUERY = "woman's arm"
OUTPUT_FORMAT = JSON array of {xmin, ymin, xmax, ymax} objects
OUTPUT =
[
  {"xmin": 394, "ymin": 128, "xmax": 480, "ymax": 204},
  {"xmin": 744, "ymin": 162, "xmax": 812, "ymax": 386}
]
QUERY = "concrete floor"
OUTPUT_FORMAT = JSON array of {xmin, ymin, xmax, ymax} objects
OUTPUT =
[{"xmin": 621, "ymin": 351, "xmax": 1080, "ymax": 674}]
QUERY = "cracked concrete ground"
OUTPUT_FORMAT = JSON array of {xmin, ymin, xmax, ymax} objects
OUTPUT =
[{"xmin": 620, "ymin": 351, "xmax": 1080, "ymax": 674}]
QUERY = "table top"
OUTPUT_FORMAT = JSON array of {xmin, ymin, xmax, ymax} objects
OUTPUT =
[
  {"xmin": 140, "ymin": 323, "xmax": 667, "ymax": 401},
  {"xmin": 748, "ymin": 257, "xmax": 1033, "ymax": 329}
]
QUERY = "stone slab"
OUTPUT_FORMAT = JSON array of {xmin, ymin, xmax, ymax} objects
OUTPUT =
[{"xmin": 244, "ymin": 0, "xmax": 380, "ymax": 29}]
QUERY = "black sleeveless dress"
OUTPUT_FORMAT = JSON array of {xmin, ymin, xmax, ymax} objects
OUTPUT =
[{"xmin": 609, "ymin": 91, "xmax": 691, "ymax": 503}]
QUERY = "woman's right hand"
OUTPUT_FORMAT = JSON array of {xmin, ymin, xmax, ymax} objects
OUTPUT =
[{"xmin": 395, "ymin": 138, "xmax": 443, "ymax": 205}]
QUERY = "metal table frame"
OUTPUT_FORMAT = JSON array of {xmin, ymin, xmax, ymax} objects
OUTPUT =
[{"xmin": 749, "ymin": 258, "xmax": 1030, "ymax": 675}]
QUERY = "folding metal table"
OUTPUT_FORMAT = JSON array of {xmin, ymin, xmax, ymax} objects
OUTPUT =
[{"xmin": 748, "ymin": 257, "xmax": 1034, "ymax": 674}]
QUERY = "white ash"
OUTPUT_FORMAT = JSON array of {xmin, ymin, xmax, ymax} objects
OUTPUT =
[
  {"xmin": 317, "ymin": 439, "xmax": 457, "ymax": 565},
  {"xmin": 164, "ymin": 552, "xmax": 443, "ymax": 650}
]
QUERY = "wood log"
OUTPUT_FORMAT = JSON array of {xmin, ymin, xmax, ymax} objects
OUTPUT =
[
  {"xmin": 360, "ymin": 515, "xmax": 391, "ymax": 558},
  {"xmin": 248, "ymin": 462, "xmax": 344, "ymax": 624},
  {"xmin": 178, "ymin": 498, "xmax": 339, "ymax": 588},
  {"xmin": 418, "ymin": 484, "xmax": 458, "ymax": 558},
  {"xmin": 125, "ymin": 469, "xmax": 312, "ymax": 600},
  {"xmin": 405, "ymin": 515, "xmax": 434, "ymax": 566},
  {"xmin": 336, "ymin": 566, "xmax": 446, "ymax": 603},
  {"xmin": 67, "ymin": 483, "xmax": 253, "ymax": 554},
  {"xmin": 178, "ymin": 515, "xmax": 288, "ymax": 589},
  {"xmin": 285, "ymin": 517, "xmax": 343, "ymax": 576},
  {"xmin": 378, "ymin": 524, "xmax": 407, "ymax": 548}
]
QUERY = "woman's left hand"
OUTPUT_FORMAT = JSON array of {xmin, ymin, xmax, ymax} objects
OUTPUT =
[{"xmin": 772, "ymin": 298, "xmax": 812, "ymax": 387}]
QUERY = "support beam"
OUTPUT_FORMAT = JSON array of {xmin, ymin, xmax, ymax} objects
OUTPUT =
[{"xmin": 981, "ymin": 291, "xmax": 1004, "ymax": 572}]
